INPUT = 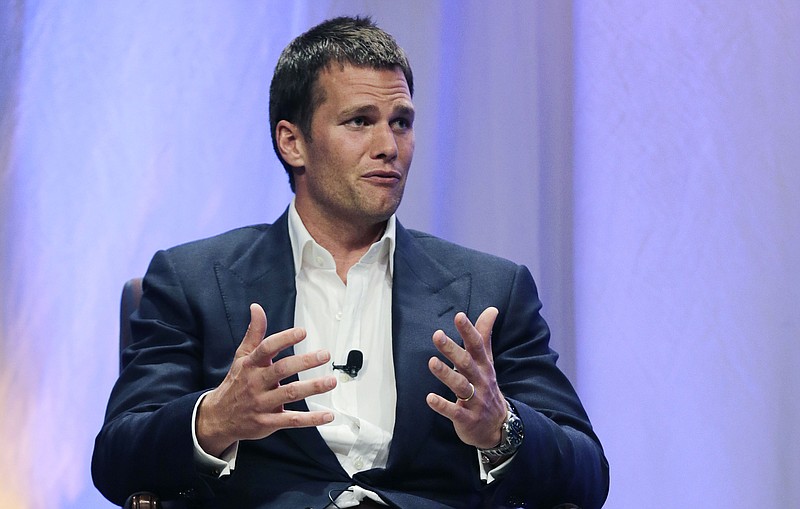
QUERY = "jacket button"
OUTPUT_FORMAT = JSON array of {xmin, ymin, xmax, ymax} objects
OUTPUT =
[
  {"xmin": 179, "ymin": 488, "xmax": 196, "ymax": 498},
  {"xmin": 505, "ymin": 497, "xmax": 528, "ymax": 508}
]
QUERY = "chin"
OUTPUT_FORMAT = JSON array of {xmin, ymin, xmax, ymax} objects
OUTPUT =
[{"xmin": 362, "ymin": 195, "xmax": 402, "ymax": 217}]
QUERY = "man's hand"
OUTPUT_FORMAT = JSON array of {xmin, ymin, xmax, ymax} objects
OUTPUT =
[
  {"xmin": 196, "ymin": 303, "xmax": 336, "ymax": 457},
  {"xmin": 426, "ymin": 307, "xmax": 507, "ymax": 449}
]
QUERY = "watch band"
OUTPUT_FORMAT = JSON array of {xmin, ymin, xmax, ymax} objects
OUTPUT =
[{"xmin": 479, "ymin": 400, "xmax": 524, "ymax": 462}]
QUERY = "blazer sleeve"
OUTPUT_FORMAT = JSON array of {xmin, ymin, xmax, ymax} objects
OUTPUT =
[
  {"xmin": 486, "ymin": 264, "xmax": 609, "ymax": 509},
  {"xmin": 91, "ymin": 249, "xmax": 218, "ymax": 505}
]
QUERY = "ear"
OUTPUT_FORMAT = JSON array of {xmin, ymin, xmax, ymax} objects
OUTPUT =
[{"xmin": 275, "ymin": 120, "xmax": 307, "ymax": 168}]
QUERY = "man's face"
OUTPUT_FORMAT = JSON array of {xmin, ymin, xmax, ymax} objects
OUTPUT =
[{"xmin": 292, "ymin": 64, "xmax": 415, "ymax": 231}]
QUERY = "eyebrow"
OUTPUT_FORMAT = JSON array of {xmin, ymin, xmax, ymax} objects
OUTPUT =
[
  {"xmin": 340, "ymin": 104, "xmax": 378, "ymax": 118},
  {"xmin": 340, "ymin": 103, "xmax": 415, "ymax": 119},
  {"xmin": 394, "ymin": 104, "xmax": 416, "ymax": 119}
]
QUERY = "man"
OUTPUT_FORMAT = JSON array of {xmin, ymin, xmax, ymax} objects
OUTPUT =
[{"xmin": 93, "ymin": 16, "xmax": 609, "ymax": 509}]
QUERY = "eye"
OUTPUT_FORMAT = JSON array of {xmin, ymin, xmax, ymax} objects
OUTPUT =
[
  {"xmin": 392, "ymin": 117, "xmax": 413, "ymax": 130},
  {"xmin": 346, "ymin": 117, "xmax": 368, "ymax": 127}
]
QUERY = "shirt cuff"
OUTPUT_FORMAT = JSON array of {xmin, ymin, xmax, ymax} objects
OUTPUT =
[
  {"xmin": 477, "ymin": 449, "xmax": 517, "ymax": 483},
  {"xmin": 191, "ymin": 391, "xmax": 238, "ymax": 477}
]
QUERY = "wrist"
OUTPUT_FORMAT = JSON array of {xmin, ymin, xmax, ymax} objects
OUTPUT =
[
  {"xmin": 196, "ymin": 391, "xmax": 235, "ymax": 457},
  {"xmin": 478, "ymin": 399, "xmax": 524, "ymax": 464}
]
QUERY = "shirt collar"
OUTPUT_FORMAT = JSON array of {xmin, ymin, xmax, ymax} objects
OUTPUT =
[{"xmin": 287, "ymin": 198, "xmax": 396, "ymax": 276}]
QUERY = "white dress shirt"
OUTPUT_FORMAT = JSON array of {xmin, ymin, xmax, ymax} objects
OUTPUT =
[{"xmin": 288, "ymin": 201, "xmax": 396, "ymax": 506}]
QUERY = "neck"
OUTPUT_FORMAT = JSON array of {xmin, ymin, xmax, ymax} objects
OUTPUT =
[{"xmin": 296, "ymin": 207, "xmax": 387, "ymax": 283}]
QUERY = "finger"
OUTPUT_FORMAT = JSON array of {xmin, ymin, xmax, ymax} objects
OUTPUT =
[
  {"xmin": 269, "ymin": 409, "xmax": 335, "ymax": 430},
  {"xmin": 428, "ymin": 356, "xmax": 474, "ymax": 402},
  {"xmin": 432, "ymin": 329, "xmax": 475, "ymax": 375},
  {"xmin": 425, "ymin": 392, "xmax": 463, "ymax": 421},
  {"xmin": 474, "ymin": 307, "xmax": 499, "ymax": 363},
  {"xmin": 249, "ymin": 327, "xmax": 308, "ymax": 367},
  {"xmin": 453, "ymin": 311, "xmax": 495, "ymax": 367},
  {"xmin": 263, "ymin": 348, "xmax": 332, "ymax": 387},
  {"xmin": 265, "ymin": 375, "xmax": 337, "ymax": 409},
  {"xmin": 235, "ymin": 303, "xmax": 268, "ymax": 359}
]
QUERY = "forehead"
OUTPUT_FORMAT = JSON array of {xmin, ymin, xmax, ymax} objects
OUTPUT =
[{"xmin": 315, "ymin": 64, "xmax": 412, "ymax": 109}]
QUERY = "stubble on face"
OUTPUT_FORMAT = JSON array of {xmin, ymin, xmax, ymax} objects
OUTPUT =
[{"xmin": 293, "ymin": 64, "xmax": 415, "ymax": 246}]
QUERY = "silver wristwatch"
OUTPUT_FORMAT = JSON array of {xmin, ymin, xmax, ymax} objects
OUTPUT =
[{"xmin": 479, "ymin": 400, "xmax": 524, "ymax": 463}]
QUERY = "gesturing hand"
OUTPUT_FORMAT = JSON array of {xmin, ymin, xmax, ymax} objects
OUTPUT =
[
  {"xmin": 426, "ymin": 307, "xmax": 507, "ymax": 449},
  {"xmin": 196, "ymin": 303, "xmax": 336, "ymax": 457}
]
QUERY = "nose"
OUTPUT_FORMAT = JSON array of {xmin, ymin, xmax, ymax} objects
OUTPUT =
[{"xmin": 371, "ymin": 123, "xmax": 398, "ymax": 161}]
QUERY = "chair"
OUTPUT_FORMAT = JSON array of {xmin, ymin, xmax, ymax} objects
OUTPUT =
[
  {"xmin": 119, "ymin": 278, "xmax": 162, "ymax": 509},
  {"xmin": 124, "ymin": 492, "xmax": 161, "ymax": 509},
  {"xmin": 117, "ymin": 279, "xmax": 581, "ymax": 509},
  {"xmin": 119, "ymin": 278, "xmax": 143, "ymax": 370}
]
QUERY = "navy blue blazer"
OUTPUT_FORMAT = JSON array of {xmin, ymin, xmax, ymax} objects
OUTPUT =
[{"xmin": 92, "ymin": 210, "xmax": 608, "ymax": 508}]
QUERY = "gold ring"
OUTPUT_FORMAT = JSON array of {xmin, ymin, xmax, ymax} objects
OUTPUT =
[{"xmin": 457, "ymin": 382, "xmax": 475, "ymax": 402}]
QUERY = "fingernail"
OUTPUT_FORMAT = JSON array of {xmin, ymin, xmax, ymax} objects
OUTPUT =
[
  {"xmin": 317, "ymin": 350, "xmax": 330, "ymax": 362},
  {"xmin": 323, "ymin": 412, "xmax": 334, "ymax": 423}
]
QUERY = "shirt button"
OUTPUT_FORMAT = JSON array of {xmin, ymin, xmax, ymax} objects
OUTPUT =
[
  {"xmin": 335, "ymin": 311, "xmax": 343, "ymax": 320},
  {"xmin": 354, "ymin": 457, "xmax": 364, "ymax": 469}
]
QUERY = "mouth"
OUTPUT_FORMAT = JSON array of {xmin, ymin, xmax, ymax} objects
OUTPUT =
[{"xmin": 362, "ymin": 169, "xmax": 403, "ymax": 184}]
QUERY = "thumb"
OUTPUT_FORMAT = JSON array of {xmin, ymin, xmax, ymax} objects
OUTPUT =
[
  {"xmin": 475, "ymin": 306, "xmax": 499, "ymax": 363},
  {"xmin": 235, "ymin": 303, "xmax": 267, "ymax": 359}
]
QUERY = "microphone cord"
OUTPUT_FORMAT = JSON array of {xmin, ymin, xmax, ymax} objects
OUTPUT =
[{"xmin": 322, "ymin": 487, "xmax": 353, "ymax": 509}]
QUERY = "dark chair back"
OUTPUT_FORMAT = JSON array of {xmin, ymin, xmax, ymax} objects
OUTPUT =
[
  {"xmin": 119, "ymin": 277, "xmax": 143, "ymax": 372},
  {"xmin": 118, "ymin": 278, "xmax": 164, "ymax": 508}
]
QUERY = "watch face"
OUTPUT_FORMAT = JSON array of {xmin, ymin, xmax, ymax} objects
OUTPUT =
[
  {"xmin": 507, "ymin": 416, "xmax": 524, "ymax": 447},
  {"xmin": 480, "ymin": 406, "xmax": 525, "ymax": 459}
]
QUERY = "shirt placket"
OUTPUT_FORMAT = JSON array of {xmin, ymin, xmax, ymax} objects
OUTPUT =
[{"xmin": 336, "ymin": 263, "xmax": 371, "ymax": 472}]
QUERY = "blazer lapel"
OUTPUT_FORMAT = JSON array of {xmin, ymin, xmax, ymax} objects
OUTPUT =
[
  {"xmin": 387, "ymin": 223, "xmax": 472, "ymax": 469},
  {"xmin": 213, "ymin": 209, "xmax": 344, "ymax": 474},
  {"xmin": 214, "ymin": 210, "xmax": 297, "ymax": 344}
]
